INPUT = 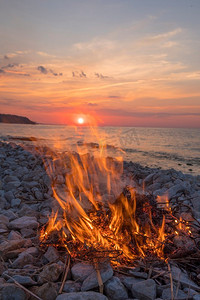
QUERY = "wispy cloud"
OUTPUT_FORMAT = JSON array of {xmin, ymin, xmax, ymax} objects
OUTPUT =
[
  {"xmin": 73, "ymin": 38, "xmax": 116, "ymax": 52},
  {"xmin": 37, "ymin": 65, "xmax": 62, "ymax": 76},
  {"xmin": 4, "ymin": 50, "xmax": 29, "ymax": 59},
  {"xmin": 150, "ymin": 28, "xmax": 182, "ymax": 41},
  {"xmin": 95, "ymin": 72, "xmax": 109, "ymax": 79},
  {"xmin": 87, "ymin": 102, "xmax": 98, "ymax": 106},
  {"xmin": 37, "ymin": 51, "xmax": 55, "ymax": 58},
  {"xmin": 37, "ymin": 65, "xmax": 48, "ymax": 74},
  {"xmin": 1, "ymin": 63, "xmax": 18, "ymax": 69}
]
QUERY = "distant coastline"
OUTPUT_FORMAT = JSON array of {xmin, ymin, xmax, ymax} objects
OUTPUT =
[{"xmin": 0, "ymin": 114, "xmax": 36, "ymax": 124}]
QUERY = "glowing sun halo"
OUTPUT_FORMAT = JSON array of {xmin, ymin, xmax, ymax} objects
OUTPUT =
[{"xmin": 77, "ymin": 117, "xmax": 84, "ymax": 124}]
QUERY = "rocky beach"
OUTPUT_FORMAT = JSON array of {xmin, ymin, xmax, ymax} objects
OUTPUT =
[{"xmin": 0, "ymin": 141, "xmax": 200, "ymax": 300}]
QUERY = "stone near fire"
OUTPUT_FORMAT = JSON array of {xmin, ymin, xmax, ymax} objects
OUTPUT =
[
  {"xmin": 4, "ymin": 180, "xmax": 21, "ymax": 191},
  {"xmin": 71, "ymin": 263, "xmax": 94, "ymax": 282},
  {"xmin": 183, "ymin": 287, "xmax": 198, "ymax": 298},
  {"xmin": 162, "ymin": 287, "xmax": 187, "ymax": 300},
  {"xmin": 20, "ymin": 227, "xmax": 36, "ymax": 238},
  {"xmin": 30, "ymin": 282, "xmax": 58, "ymax": 300},
  {"xmin": 62, "ymin": 280, "xmax": 81, "ymax": 293},
  {"xmin": 38, "ymin": 263, "xmax": 64, "ymax": 284},
  {"xmin": 8, "ymin": 230, "xmax": 23, "ymax": 240},
  {"xmin": 12, "ymin": 253, "xmax": 35, "ymax": 268},
  {"xmin": 129, "ymin": 271, "xmax": 148, "ymax": 279},
  {"xmin": 0, "ymin": 214, "xmax": 9, "ymax": 225},
  {"xmin": 11, "ymin": 198, "xmax": 21, "ymax": 208},
  {"xmin": 4, "ymin": 191, "xmax": 15, "ymax": 202},
  {"xmin": 0, "ymin": 223, "xmax": 8, "ymax": 234},
  {"xmin": 2, "ymin": 209, "xmax": 17, "ymax": 221},
  {"xmin": 131, "ymin": 279, "xmax": 156, "ymax": 300},
  {"xmin": 81, "ymin": 263, "xmax": 113, "ymax": 291},
  {"xmin": 104, "ymin": 276, "xmax": 128, "ymax": 300},
  {"xmin": 7, "ymin": 275, "xmax": 37, "ymax": 286},
  {"xmin": 44, "ymin": 246, "xmax": 59, "ymax": 263},
  {"xmin": 166, "ymin": 183, "xmax": 186, "ymax": 200},
  {"xmin": 56, "ymin": 291, "xmax": 108, "ymax": 300},
  {"xmin": 4, "ymin": 248, "xmax": 26, "ymax": 260},
  {"xmin": 0, "ymin": 283, "xmax": 28, "ymax": 300},
  {"xmin": 171, "ymin": 265, "xmax": 199, "ymax": 291},
  {"xmin": 117, "ymin": 275, "xmax": 143, "ymax": 291},
  {"xmin": 9, "ymin": 216, "xmax": 39, "ymax": 230},
  {"xmin": 0, "ymin": 239, "xmax": 25, "ymax": 255},
  {"xmin": 22, "ymin": 246, "xmax": 39, "ymax": 257},
  {"xmin": 190, "ymin": 192, "xmax": 200, "ymax": 211}
]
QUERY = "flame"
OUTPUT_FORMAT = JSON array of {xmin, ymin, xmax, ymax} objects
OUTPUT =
[{"xmin": 39, "ymin": 126, "xmax": 176, "ymax": 262}]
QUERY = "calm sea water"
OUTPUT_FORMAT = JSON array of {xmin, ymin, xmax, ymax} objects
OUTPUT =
[{"xmin": 0, "ymin": 124, "xmax": 199, "ymax": 175}]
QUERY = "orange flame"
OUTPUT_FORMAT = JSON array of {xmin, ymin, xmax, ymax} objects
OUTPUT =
[{"xmin": 40, "ymin": 126, "xmax": 168, "ymax": 262}]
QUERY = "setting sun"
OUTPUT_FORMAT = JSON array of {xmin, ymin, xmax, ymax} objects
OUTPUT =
[{"xmin": 77, "ymin": 117, "xmax": 84, "ymax": 124}]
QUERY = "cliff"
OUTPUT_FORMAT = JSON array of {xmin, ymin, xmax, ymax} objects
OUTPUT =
[{"xmin": 0, "ymin": 114, "xmax": 36, "ymax": 124}]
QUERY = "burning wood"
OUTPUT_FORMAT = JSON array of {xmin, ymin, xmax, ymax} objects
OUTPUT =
[{"xmin": 0, "ymin": 140, "xmax": 200, "ymax": 300}]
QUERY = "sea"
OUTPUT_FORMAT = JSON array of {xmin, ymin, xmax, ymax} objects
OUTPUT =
[{"xmin": 0, "ymin": 123, "xmax": 199, "ymax": 176}]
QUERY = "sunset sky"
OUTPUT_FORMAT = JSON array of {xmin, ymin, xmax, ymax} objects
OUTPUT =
[{"xmin": 0, "ymin": 0, "xmax": 200, "ymax": 127}]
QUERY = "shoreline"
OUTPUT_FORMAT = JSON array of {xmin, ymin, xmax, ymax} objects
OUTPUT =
[
  {"xmin": 0, "ymin": 140, "xmax": 199, "ymax": 216},
  {"xmin": 0, "ymin": 133, "xmax": 199, "ymax": 176}
]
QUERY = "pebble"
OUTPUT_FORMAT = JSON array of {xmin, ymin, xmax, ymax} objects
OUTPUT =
[
  {"xmin": 44, "ymin": 246, "xmax": 59, "ymax": 263},
  {"xmin": 129, "ymin": 271, "xmax": 148, "ymax": 279},
  {"xmin": 9, "ymin": 216, "xmax": 39, "ymax": 230},
  {"xmin": 62, "ymin": 280, "xmax": 81, "ymax": 293},
  {"xmin": 104, "ymin": 276, "xmax": 128, "ymax": 300},
  {"xmin": 12, "ymin": 253, "xmax": 35, "ymax": 268},
  {"xmin": 166, "ymin": 184, "xmax": 186, "ymax": 200},
  {"xmin": 11, "ymin": 198, "xmax": 21, "ymax": 208},
  {"xmin": 0, "ymin": 239, "xmax": 25, "ymax": 255},
  {"xmin": 30, "ymin": 282, "xmax": 58, "ymax": 300},
  {"xmin": 7, "ymin": 274, "xmax": 37, "ymax": 286},
  {"xmin": 131, "ymin": 279, "xmax": 157, "ymax": 300},
  {"xmin": 162, "ymin": 288, "xmax": 187, "ymax": 300},
  {"xmin": 38, "ymin": 263, "xmax": 64, "ymax": 284},
  {"xmin": 0, "ymin": 283, "xmax": 28, "ymax": 300},
  {"xmin": 171, "ymin": 265, "xmax": 199, "ymax": 290},
  {"xmin": 4, "ymin": 191, "xmax": 15, "ymax": 202},
  {"xmin": 81, "ymin": 263, "xmax": 113, "ymax": 291},
  {"xmin": 56, "ymin": 291, "xmax": 108, "ymax": 300},
  {"xmin": 117, "ymin": 274, "xmax": 143, "ymax": 290},
  {"xmin": 71, "ymin": 263, "xmax": 95, "ymax": 282}
]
